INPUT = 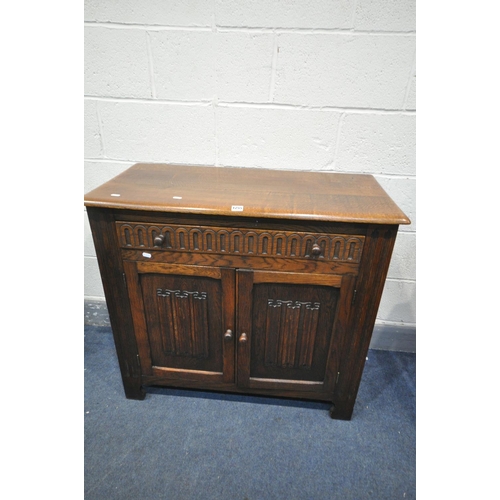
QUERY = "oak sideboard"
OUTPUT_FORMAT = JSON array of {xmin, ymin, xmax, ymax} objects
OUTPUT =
[{"xmin": 85, "ymin": 163, "xmax": 410, "ymax": 420}]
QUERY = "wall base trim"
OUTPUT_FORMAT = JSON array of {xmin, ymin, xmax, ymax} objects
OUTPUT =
[
  {"xmin": 370, "ymin": 323, "xmax": 415, "ymax": 353},
  {"xmin": 85, "ymin": 299, "xmax": 111, "ymax": 328},
  {"xmin": 84, "ymin": 299, "xmax": 415, "ymax": 353}
]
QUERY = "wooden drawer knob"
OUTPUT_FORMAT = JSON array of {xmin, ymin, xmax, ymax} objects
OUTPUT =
[
  {"xmin": 153, "ymin": 234, "xmax": 165, "ymax": 247},
  {"xmin": 311, "ymin": 243, "xmax": 322, "ymax": 256},
  {"xmin": 224, "ymin": 329, "xmax": 233, "ymax": 341},
  {"xmin": 239, "ymin": 333, "xmax": 248, "ymax": 343}
]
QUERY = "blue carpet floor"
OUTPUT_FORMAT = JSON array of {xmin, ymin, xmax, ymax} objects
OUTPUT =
[{"xmin": 84, "ymin": 325, "xmax": 416, "ymax": 499}]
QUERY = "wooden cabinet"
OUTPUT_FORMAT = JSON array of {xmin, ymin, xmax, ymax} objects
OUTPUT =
[{"xmin": 85, "ymin": 163, "xmax": 410, "ymax": 419}]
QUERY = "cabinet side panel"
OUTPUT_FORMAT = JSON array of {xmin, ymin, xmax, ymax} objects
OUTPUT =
[
  {"xmin": 333, "ymin": 225, "xmax": 399, "ymax": 419},
  {"xmin": 86, "ymin": 207, "xmax": 144, "ymax": 399}
]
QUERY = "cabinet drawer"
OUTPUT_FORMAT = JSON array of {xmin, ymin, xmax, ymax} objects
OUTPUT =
[{"xmin": 116, "ymin": 222, "xmax": 365, "ymax": 264}]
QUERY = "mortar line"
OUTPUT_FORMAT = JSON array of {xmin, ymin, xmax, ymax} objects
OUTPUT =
[
  {"xmin": 84, "ymin": 21, "xmax": 212, "ymax": 31},
  {"xmin": 200, "ymin": 26, "xmax": 416, "ymax": 36},
  {"xmin": 268, "ymin": 33, "xmax": 279, "ymax": 102},
  {"xmin": 332, "ymin": 112, "xmax": 346, "ymax": 169},
  {"xmin": 385, "ymin": 277, "xmax": 416, "ymax": 284},
  {"xmin": 350, "ymin": 0, "xmax": 359, "ymax": 28},
  {"xmin": 84, "ymin": 96, "xmax": 416, "ymax": 114},
  {"xmin": 214, "ymin": 100, "xmax": 219, "ymax": 166},
  {"xmin": 403, "ymin": 48, "xmax": 417, "ymax": 110},
  {"xmin": 84, "ymin": 158, "xmax": 224, "ymax": 169},
  {"xmin": 84, "ymin": 21, "xmax": 415, "ymax": 36},
  {"xmin": 334, "ymin": 168, "xmax": 416, "ymax": 179},
  {"xmin": 84, "ymin": 158, "xmax": 135, "ymax": 165},
  {"xmin": 388, "ymin": 228, "xmax": 416, "ymax": 236},
  {"xmin": 84, "ymin": 95, "xmax": 213, "ymax": 106},
  {"xmin": 202, "ymin": 26, "xmax": 416, "ymax": 36},
  {"xmin": 212, "ymin": 0, "xmax": 217, "ymax": 33},
  {"xmin": 145, "ymin": 31, "xmax": 157, "ymax": 99},
  {"xmin": 212, "ymin": 1, "xmax": 218, "ymax": 164},
  {"xmin": 84, "ymin": 156, "xmax": 415, "ymax": 182},
  {"xmin": 375, "ymin": 172, "xmax": 416, "ymax": 180},
  {"xmin": 94, "ymin": 103, "xmax": 106, "ymax": 158},
  {"xmin": 217, "ymin": 101, "xmax": 417, "ymax": 115}
]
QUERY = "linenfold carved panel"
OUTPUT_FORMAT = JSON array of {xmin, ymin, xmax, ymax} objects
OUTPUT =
[
  {"xmin": 155, "ymin": 288, "xmax": 209, "ymax": 359},
  {"xmin": 264, "ymin": 299, "xmax": 321, "ymax": 369},
  {"xmin": 116, "ymin": 222, "xmax": 364, "ymax": 262}
]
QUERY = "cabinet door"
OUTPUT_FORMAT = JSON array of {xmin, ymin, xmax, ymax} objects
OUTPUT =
[
  {"xmin": 123, "ymin": 261, "xmax": 235, "ymax": 387},
  {"xmin": 237, "ymin": 269, "xmax": 356, "ymax": 398}
]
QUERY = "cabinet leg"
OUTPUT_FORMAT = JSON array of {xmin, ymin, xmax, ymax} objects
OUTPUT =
[
  {"xmin": 329, "ymin": 404, "xmax": 336, "ymax": 419},
  {"xmin": 123, "ymin": 377, "xmax": 146, "ymax": 400},
  {"xmin": 328, "ymin": 402, "xmax": 353, "ymax": 421}
]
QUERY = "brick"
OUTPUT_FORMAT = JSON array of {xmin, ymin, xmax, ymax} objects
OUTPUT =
[
  {"xmin": 377, "ymin": 279, "xmax": 415, "ymax": 324},
  {"xmin": 84, "ymin": 160, "xmax": 133, "ymax": 195},
  {"xmin": 150, "ymin": 31, "xmax": 275, "ymax": 102},
  {"xmin": 98, "ymin": 101, "xmax": 215, "ymax": 164},
  {"xmin": 406, "ymin": 72, "xmax": 416, "ymax": 110},
  {"xmin": 84, "ymin": 0, "xmax": 212, "ymax": 27},
  {"xmin": 84, "ymin": 100, "xmax": 102, "ymax": 158},
  {"xmin": 85, "ymin": 27, "xmax": 151, "ymax": 98},
  {"xmin": 387, "ymin": 232, "xmax": 416, "ymax": 281},
  {"xmin": 216, "ymin": 0, "xmax": 354, "ymax": 29},
  {"xmin": 336, "ymin": 113, "xmax": 416, "ymax": 175},
  {"xmin": 216, "ymin": 32, "xmax": 274, "ymax": 102},
  {"xmin": 149, "ymin": 31, "xmax": 214, "ymax": 100},
  {"xmin": 375, "ymin": 176, "xmax": 416, "ymax": 231},
  {"xmin": 217, "ymin": 106, "xmax": 341, "ymax": 170},
  {"xmin": 274, "ymin": 33, "xmax": 415, "ymax": 109},
  {"xmin": 354, "ymin": 0, "xmax": 416, "ymax": 32}
]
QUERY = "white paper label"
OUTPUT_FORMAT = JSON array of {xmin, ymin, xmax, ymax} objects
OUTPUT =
[
  {"xmin": 173, "ymin": 196, "xmax": 182, "ymax": 200},
  {"xmin": 231, "ymin": 205, "xmax": 244, "ymax": 212},
  {"xmin": 111, "ymin": 193, "xmax": 121, "ymax": 197},
  {"xmin": 142, "ymin": 252, "xmax": 152, "ymax": 258}
]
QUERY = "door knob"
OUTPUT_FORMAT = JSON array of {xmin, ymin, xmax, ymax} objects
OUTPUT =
[
  {"xmin": 239, "ymin": 333, "xmax": 248, "ymax": 343},
  {"xmin": 224, "ymin": 329, "xmax": 233, "ymax": 341}
]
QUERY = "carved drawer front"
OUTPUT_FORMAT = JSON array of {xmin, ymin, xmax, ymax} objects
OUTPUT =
[{"xmin": 116, "ymin": 222, "xmax": 365, "ymax": 263}]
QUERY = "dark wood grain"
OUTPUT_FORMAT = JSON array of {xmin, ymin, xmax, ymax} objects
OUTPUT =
[
  {"xmin": 84, "ymin": 163, "xmax": 410, "ymax": 224},
  {"xmin": 330, "ymin": 225, "xmax": 399, "ymax": 420},
  {"xmin": 87, "ymin": 207, "xmax": 145, "ymax": 400},
  {"xmin": 115, "ymin": 221, "xmax": 366, "ymax": 263},
  {"xmin": 124, "ymin": 261, "xmax": 235, "ymax": 385},
  {"xmin": 85, "ymin": 164, "xmax": 410, "ymax": 420}
]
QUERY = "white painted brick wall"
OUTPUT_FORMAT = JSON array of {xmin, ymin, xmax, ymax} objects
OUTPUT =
[
  {"xmin": 84, "ymin": 100, "xmax": 102, "ymax": 157},
  {"xmin": 376, "ymin": 176, "xmax": 416, "ymax": 231},
  {"xmin": 97, "ymin": 101, "xmax": 215, "ymax": 164},
  {"xmin": 85, "ymin": 0, "xmax": 213, "ymax": 27},
  {"xmin": 217, "ymin": 106, "xmax": 342, "ymax": 169},
  {"xmin": 84, "ymin": 27, "xmax": 151, "ymax": 98},
  {"xmin": 216, "ymin": 33, "xmax": 275, "ymax": 102},
  {"xmin": 84, "ymin": 160, "xmax": 133, "ymax": 194},
  {"xmin": 354, "ymin": 0, "xmax": 416, "ymax": 32},
  {"xmin": 215, "ymin": 0, "xmax": 355, "ymax": 29},
  {"xmin": 273, "ymin": 33, "xmax": 415, "ymax": 109},
  {"xmin": 336, "ymin": 113, "xmax": 416, "ymax": 174},
  {"xmin": 84, "ymin": 0, "xmax": 416, "ymax": 329},
  {"xmin": 149, "ymin": 30, "xmax": 215, "ymax": 100}
]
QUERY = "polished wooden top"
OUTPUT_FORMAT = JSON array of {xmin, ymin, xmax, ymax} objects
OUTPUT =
[{"xmin": 84, "ymin": 163, "xmax": 410, "ymax": 224}]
